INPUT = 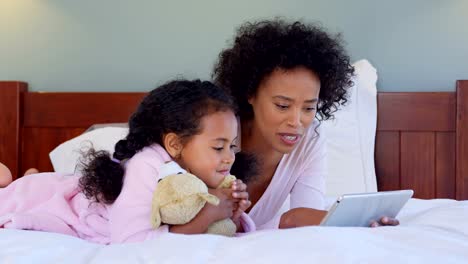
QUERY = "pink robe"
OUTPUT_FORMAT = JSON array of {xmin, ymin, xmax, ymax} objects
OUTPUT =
[{"xmin": 0, "ymin": 145, "xmax": 255, "ymax": 243}]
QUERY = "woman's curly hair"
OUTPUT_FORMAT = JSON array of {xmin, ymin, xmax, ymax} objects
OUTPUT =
[{"xmin": 213, "ymin": 19, "xmax": 355, "ymax": 121}]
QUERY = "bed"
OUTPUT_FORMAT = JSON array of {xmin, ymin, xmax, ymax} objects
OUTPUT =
[{"xmin": 1, "ymin": 65, "xmax": 468, "ymax": 262}]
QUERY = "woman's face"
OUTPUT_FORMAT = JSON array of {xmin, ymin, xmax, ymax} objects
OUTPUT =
[
  {"xmin": 178, "ymin": 110, "xmax": 239, "ymax": 188},
  {"xmin": 248, "ymin": 67, "xmax": 320, "ymax": 154}
]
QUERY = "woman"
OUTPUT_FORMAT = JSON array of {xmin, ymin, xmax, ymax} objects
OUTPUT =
[{"xmin": 213, "ymin": 19, "xmax": 398, "ymax": 229}]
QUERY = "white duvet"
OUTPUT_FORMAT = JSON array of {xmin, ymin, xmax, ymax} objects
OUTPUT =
[{"xmin": 1, "ymin": 198, "xmax": 467, "ymax": 264}]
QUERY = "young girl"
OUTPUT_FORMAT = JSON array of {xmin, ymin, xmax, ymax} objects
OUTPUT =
[{"xmin": 0, "ymin": 79, "xmax": 255, "ymax": 244}]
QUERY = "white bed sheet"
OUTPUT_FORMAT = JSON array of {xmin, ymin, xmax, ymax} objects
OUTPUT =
[{"xmin": 0, "ymin": 198, "xmax": 467, "ymax": 264}]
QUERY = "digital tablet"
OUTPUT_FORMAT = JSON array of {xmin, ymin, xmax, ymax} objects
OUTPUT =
[{"xmin": 320, "ymin": 190, "xmax": 413, "ymax": 227}]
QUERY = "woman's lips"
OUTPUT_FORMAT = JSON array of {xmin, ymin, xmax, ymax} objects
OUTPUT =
[{"xmin": 278, "ymin": 133, "xmax": 301, "ymax": 146}]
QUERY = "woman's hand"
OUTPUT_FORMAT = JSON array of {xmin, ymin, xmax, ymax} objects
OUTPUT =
[
  {"xmin": 369, "ymin": 216, "xmax": 400, "ymax": 227},
  {"xmin": 279, "ymin": 207, "xmax": 327, "ymax": 229}
]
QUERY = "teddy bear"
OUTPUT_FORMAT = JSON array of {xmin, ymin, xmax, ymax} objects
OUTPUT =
[{"xmin": 151, "ymin": 172, "xmax": 238, "ymax": 237}]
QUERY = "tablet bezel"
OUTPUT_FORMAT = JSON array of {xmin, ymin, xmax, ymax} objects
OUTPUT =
[{"xmin": 320, "ymin": 189, "xmax": 414, "ymax": 227}]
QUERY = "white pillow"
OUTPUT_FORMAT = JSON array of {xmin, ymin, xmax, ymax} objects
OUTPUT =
[
  {"xmin": 322, "ymin": 59, "xmax": 378, "ymax": 197},
  {"xmin": 49, "ymin": 127, "xmax": 129, "ymax": 174}
]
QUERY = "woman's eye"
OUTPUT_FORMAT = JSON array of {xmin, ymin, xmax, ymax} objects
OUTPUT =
[
  {"xmin": 275, "ymin": 104, "xmax": 289, "ymax": 110},
  {"xmin": 212, "ymin": 147, "xmax": 223, "ymax": 152},
  {"xmin": 304, "ymin": 107, "xmax": 316, "ymax": 112}
]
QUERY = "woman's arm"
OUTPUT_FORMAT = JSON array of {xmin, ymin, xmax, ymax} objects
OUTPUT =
[
  {"xmin": 280, "ymin": 130, "xmax": 398, "ymax": 228},
  {"xmin": 279, "ymin": 208, "xmax": 400, "ymax": 228},
  {"xmin": 279, "ymin": 207, "xmax": 327, "ymax": 228}
]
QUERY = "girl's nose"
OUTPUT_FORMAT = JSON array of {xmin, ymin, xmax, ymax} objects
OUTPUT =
[{"xmin": 223, "ymin": 150, "xmax": 235, "ymax": 165}]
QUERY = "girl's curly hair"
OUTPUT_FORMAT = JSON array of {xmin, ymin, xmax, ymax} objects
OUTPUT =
[
  {"xmin": 78, "ymin": 79, "xmax": 243, "ymax": 204},
  {"xmin": 213, "ymin": 19, "xmax": 355, "ymax": 121}
]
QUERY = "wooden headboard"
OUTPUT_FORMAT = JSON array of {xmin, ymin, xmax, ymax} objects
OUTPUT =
[{"xmin": 1, "ymin": 81, "xmax": 467, "ymax": 200}]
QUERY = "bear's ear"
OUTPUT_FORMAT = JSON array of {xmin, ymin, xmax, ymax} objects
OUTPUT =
[
  {"xmin": 151, "ymin": 202, "xmax": 162, "ymax": 229},
  {"xmin": 198, "ymin": 193, "xmax": 220, "ymax": 206}
]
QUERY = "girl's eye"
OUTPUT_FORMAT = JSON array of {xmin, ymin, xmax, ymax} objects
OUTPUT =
[
  {"xmin": 275, "ymin": 104, "xmax": 289, "ymax": 110},
  {"xmin": 230, "ymin": 145, "xmax": 240, "ymax": 153},
  {"xmin": 212, "ymin": 147, "xmax": 223, "ymax": 152}
]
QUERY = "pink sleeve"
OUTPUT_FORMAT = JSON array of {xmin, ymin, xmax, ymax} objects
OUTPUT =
[
  {"xmin": 108, "ymin": 155, "xmax": 167, "ymax": 243},
  {"xmin": 239, "ymin": 212, "xmax": 256, "ymax": 233},
  {"xmin": 290, "ymin": 127, "xmax": 327, "ymax": 211}
]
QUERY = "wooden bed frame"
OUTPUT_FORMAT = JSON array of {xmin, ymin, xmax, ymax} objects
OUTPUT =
[{"xmin": 1, "ymin": 81, "xmax": 467, "ymax": 200}]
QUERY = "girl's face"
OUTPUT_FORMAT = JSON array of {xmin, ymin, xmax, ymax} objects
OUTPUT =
[
  {"xmin": 248, "ymin": 67, "xmax": 320, "ymax": 154},
  {"xmin": 178, "ymin": 110, "xmax": 238, "ymax": 188}
]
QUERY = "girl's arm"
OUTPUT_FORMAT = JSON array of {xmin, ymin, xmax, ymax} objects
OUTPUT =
[
  {"xmin": 169, "ymin": 207, "xmax": 215, "ymax": 234},
  {"xmin": 108, "ymin": 156, "xmax": 166, "ymax": 243},
  {"xmin": 169, "ymin": 190, "xmax": 233, "ymax": 234},
  {"xmin": 109, "ymin": 158, "xmax": 233, "ymax": 241}
]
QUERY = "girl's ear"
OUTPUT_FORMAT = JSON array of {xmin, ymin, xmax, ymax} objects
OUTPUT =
[{"xmin": 163, "ymin": 133, "xmax": 183, "ymax": 159}]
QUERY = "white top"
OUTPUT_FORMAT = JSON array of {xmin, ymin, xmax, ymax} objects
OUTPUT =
[{"xmin": 247, "ymin": 120, "xmax": 327, "ymax": 230}]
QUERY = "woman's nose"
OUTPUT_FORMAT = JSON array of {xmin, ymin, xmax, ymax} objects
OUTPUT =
[{"xmin": 287, "ymin": 109, "xmax": 301, "ymax": 128}]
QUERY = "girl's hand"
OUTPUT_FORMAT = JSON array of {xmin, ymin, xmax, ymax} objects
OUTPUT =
[
  {"xmin": 369, "ymin": 216, "xmax": 400, "ymax": 227},
  {"xmin": 206, "ymin": 188, "xmax": 235, "ymax": 221},
  {"xmin": 229, "ymin": 179, "xmax": 251, "ymax": 231},
  {"xmin": 231, "ymin": 179, "xmax": 252, "ymax": 219}
]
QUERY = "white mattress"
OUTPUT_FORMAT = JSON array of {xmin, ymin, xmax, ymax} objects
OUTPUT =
[{"xmin": 1, "ymin": 198, "xmax": 467, "ymax": 264}]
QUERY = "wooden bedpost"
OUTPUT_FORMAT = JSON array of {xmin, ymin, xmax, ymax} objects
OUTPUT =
[
  {"xmin": 0, "ymin": 81, "xmax": 27, "ymax": 179},
  {"xmin": 456, "ymin": 80, "xmax": 468, "ymax": 200}
]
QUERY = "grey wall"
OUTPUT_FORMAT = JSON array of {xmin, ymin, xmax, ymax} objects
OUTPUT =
[{"xmin": 1, "ymin": 0, "xmax": 467, "ymax": 92}]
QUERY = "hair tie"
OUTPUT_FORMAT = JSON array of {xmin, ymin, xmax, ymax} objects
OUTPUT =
[{"xmin": 111, "ymin": 157, "xmax": 121, "ymax": 164}]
